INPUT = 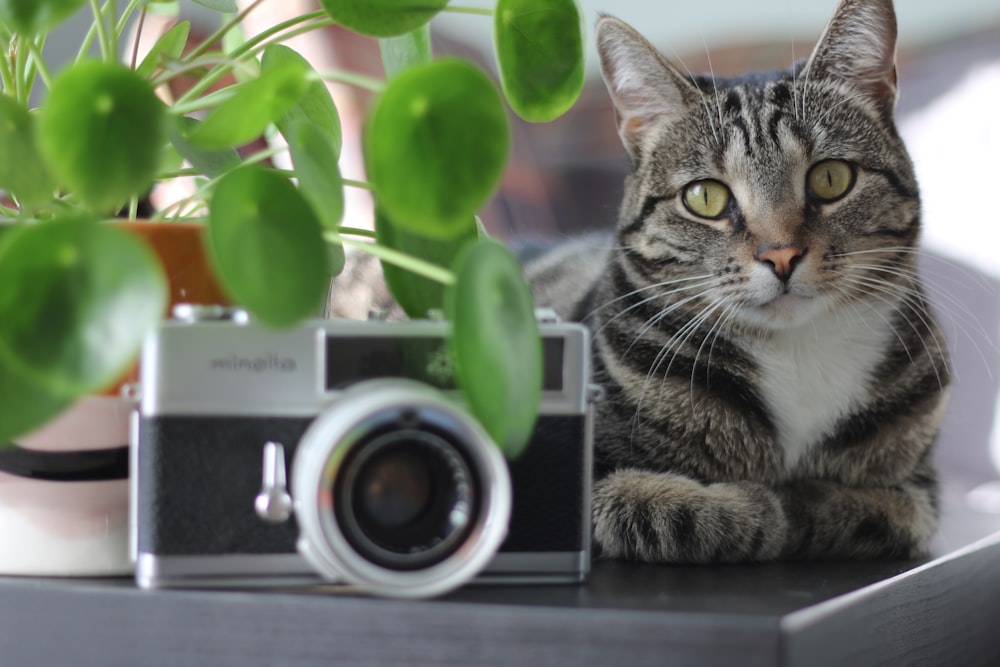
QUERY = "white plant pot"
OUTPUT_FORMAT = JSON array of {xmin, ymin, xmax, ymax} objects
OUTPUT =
[{"xmin": 0, "ymin": 396, "xmax": 132, "ymax": 576}]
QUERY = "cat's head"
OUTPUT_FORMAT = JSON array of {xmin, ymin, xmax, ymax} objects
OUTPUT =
[{"xmin": 598, "ymin": 0, "xmax": 920, "ymax": 331}]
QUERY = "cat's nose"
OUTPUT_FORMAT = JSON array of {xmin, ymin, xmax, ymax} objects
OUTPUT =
[{"xmin": 755, "ymin": 243, "xmax": 806, "ymax": 282}]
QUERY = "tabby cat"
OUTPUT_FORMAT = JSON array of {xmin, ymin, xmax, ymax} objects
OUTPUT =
[{"xmin": 526, "ymin": 0, "xmax": 951, "ymax": 562}]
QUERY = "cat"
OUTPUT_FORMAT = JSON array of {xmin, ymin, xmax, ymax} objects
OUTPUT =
[{"xmin": 525, "ymin": 0, "xmax": 951, "ymax": 562}]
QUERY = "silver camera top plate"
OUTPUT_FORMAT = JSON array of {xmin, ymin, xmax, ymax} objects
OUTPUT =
[{"xmin": 139, "ymin": 318, "xmax": 591, "ymax": 418}]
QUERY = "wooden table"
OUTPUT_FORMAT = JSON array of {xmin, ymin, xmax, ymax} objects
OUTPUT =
[{"xmin": 0, "ymin": 496, "xmax": 997, "ymax": 667}]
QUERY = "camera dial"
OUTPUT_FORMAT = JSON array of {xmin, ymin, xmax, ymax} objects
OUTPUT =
[{"xmin": 292, "ymin": 379, "xmax": 511, "ymax": 598}]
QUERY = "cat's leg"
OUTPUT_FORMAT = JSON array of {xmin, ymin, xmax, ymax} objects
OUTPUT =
[
  {"xmin": 592, "ymin": 453, "xmax": 938, "ymax": 562},
  {"xmin": 592, "ymin": 470, "xmax": 788, "ymax": 562},
  {"xmin": 774, "ymin": 453, "xmax": 939, "ymax": 560}
]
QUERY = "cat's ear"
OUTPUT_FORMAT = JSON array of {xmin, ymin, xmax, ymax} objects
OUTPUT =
[
  {"xmin": 802, "ymin": 0, "xmax": 898, "ymax": 115},
  {"xmin": 596, "ymin": 15, "xmax": 700, "ymax": 161}
]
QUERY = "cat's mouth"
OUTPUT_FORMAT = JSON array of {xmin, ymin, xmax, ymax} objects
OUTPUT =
[
  {"xmin": 744, "ymin": 291, "xmax": 827, "ymax": 329},
  {"xmin": 764, "ymin": 292, "xmax": 812, "ymax": 309}
]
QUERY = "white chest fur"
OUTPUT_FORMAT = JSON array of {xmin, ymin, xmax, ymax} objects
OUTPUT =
[{"xmin": 750, "ymin": 305, "xmax": 892, "ymax": 468}]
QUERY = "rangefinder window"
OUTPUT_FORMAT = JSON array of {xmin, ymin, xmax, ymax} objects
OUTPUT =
[
  {"xmin": 325, "ymin": 336, "xmax": 566, "ymax": 392},
  {"xmin": 326, "ymin": 336, "xmax": 456, "ymax": 390}
]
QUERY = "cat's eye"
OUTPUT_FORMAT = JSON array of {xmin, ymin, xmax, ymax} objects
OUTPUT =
[
  {"xmin": 682, "ymin": 180, "xmax": 731, "ymax": 219},
  {"xmin": 807, "ymin": 160, "xmax": 855, "ymax": 202}
]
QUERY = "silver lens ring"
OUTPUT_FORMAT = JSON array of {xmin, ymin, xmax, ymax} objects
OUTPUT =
[{"xmin": 292, "ymin": 379, "xmax": 511, "ymax": 598}]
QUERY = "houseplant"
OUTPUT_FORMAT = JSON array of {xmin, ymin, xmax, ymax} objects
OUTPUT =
[{"xmin": 0, "ymin": 0, "xmax": 586, "ymax": 457}]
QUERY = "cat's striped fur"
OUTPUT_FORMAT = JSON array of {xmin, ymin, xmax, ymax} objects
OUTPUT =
[{"xmin": 527, "ymin": 0, "xmax": 950, "ymax": 562}]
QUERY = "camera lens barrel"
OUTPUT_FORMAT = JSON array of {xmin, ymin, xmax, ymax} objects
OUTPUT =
[{"xmin": 292, "ymin": 379, "xmax": 511, "ymax": 598}]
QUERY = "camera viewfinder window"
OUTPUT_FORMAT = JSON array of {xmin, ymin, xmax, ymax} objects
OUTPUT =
[{"xmin": 325, "ymin": 335, "xmax": 565, "ymax": 392}]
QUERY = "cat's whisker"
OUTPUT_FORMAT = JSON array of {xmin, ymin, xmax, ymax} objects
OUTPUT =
[
  {"xmin": 690, "ymin": 298, "xmax": 738, "ymax": 413},
  {"xmin": 844, "ymin": 266, "xmax": 973, "ymax": 341},
  {"xmin": 620, "ymin": 284, "xmax": 723, "ymax": 359},
  {"xmin": 828, "ymin": 251, "xmax": 1000, "ymax": 344},
  {"xmin": 833, "ymin": 282, "xmax": 917, "ymax": 363},
  {"xmin": 595, "ymin": 278, "xmax": 721, "ymax": 337},
  {"xmin": 789, "ymin": 10, "xmax": 801, "ymax": 124},
  {"xmin": 587, "ymin": 274, "xmax": 716, "ymax": 320},
  {"xmin": 848, "ymin": 268, "xmax": 998, "ymax": 383},
  {"xmin": 810, "ymin": 89, "xmax": 873, "ymax": 131},
  {"xmin": 799, "ymin": 45, "xmax": 813, "ymax": 120},
  {"xmin": 702, "ymin": 38, "xmax": 726, "ymax": 137},
  {"xmin": 834, "ymin": 247, "xmax": 999, "ymax": 293},
  {"xmin": 664, "ymin": 45, "xmax": 722, "ymax": 146},
  {"xmin": 705, "ymin": 301, "xmax": 741, "ymax": 378},
  {"xmin": 841, "ymin": 275, "xmax": 949, "ymax": 389},
  {"xmin": 628, "ymin": 295, "xmax": 727, "ymax": 436},
  {"xmin": 648, "ymin": 296, "xmax": 726, "ymax": 401},
  {"xmin": 850, "ymin": 262, "xmax": 998, "ymax": 348}
]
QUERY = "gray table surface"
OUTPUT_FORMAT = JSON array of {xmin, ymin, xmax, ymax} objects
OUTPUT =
[{"xmin": 0, "ymin": 498, "xmax": 998, "ymax": 667}]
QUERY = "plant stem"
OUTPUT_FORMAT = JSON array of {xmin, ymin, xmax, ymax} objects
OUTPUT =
[
  {"xmin": 166, "ymin": 83, "xmax": 236, "ymax": 115},
  {"xmin": 315, "ymin": 70, "xmax": 384, "ymax": 93},
  {"xmin": 90, "ymin": 0, "xmax": 112, "ymax": 62},
  {"xmin": 0, "ymin": 33, "xmax": 15, "ymax": 97},
  {"xmin": 109, "ymin": 0, "xmax": 119, "ymax": 55},
  {"xmin": 0, "ymin": 50, "xmax": 12, "ymax": 97},
  {"xmin": 114, "ymin": 0, "xmax": 142, "ymax": 39},
  {"xmin": 156, "ymin": 168, "xmax": 201, "ymax": 180},
  {"xmin": 23, "ymin": 37, "xmax": 53, "ymax": 92},
  {"xmin": 337, "ymin": 226, "xmax": 377, "ymax": 239},
  {"xmin": 444, "ymin": 5, "xmax": 494, "ymax": 17},
  {"xmin": 229, "ymin": 10, "xmax": 328, "ymax": 60},
  {"xmin": 14, "ymin": 35, "xmax": 28, "ymax": 104},
  {"xmin": 153, "ymin": 147, "xmax": 285, "ymax": 221},
  {"xmin": 161, "ymin": 59, "xmax": 233, "ymax": 107},
  {"xmin": 129, "ymin": 5, "xmax": 146, "ymax": 70},
  {"xmin": 338, "ymin": 236, "xmax": 456, "ymax": 286},
  {"xmin": 169, "ymin": 14, "xmax": 335, "ymax": 107},
  {"xmin": 342, "ymin": 179, "xmax": 374, "ymax": 191},
  {"xmin": 74, "ymin": 21, "xmax": 101, "ymax": 63},
  {"xmin": 184, "ymin": 0, "xmax": 266, "ymax": 63}
]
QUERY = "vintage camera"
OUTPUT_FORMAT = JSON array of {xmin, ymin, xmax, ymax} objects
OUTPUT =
[{"xmin": 131, "ymin": 306, "xmax": 595, "ymax": 598}]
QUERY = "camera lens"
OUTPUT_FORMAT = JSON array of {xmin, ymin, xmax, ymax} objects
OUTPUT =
[
  {"xmin": 358, "ymin": 446, "xmax": 433, "ymax": 529},
  {"xmin": 292, "ymin": 379, "xmax": 511, "ymax": 598},
  {"xmin": 337, "ymin": 429, "xmax": 476, "ymax": 570}
]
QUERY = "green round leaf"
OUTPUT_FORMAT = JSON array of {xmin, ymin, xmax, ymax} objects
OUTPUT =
[
  {"xmin": 366, "ymin": 59, "xmax": 510, "ymax": 239},
  {"xmin": 318, "ymin": 0, "xmax": 448, "ymax": 37},
  {"xmin": 376, "ymin": 205, "xmax": 477, "ymax": 319},
  {"xmin": 37, "ymin": 62, "xmax": 166, "ymax": 213},
  {"xmin": 0, "ymin": 217, "xmax": 168, "ymax": 396},
  {"xmin": 379, "ymin": 24, "xmax": 432, "ymax": 78},
  {"xmin": 0, "ymin": 0, "xmax": 87, "ymax": 36},
  {"xmin": 447, "ymin": 239, "xmax": 541, "ymax": 459},
  {"xmin": 0, "ymin": 355, "xmax": 72, "ymax": 443},
  {"xmin": 495, "ymin": 0, "xmax": 586, "ymax": 122},
  {"xmin": 207, "ymin": 167, "xmax": 329, "ymax": 327},
  {"xmin": 286, "ymin": 120, "xmax": 345, "ymax": 231},
  {"xmin": 262, "ymin": 44, "xmax": 342, "ymax": 157},
  {"xmin": 0, "ymin": 94, "xmax": 54, "ymax": 208},
  {"xmin": 0, "ymin": 226, "xmax": 71, "ymax": 441},
  {"xmin": 327, "ymin": 241, "xmax": 346, "ymax": 281},
  {"xmin": 189, "ymin": 58, "xmax": 309, "ymax": 149},
  {"xmin": 169, "ymin": 116, "xmax": 242, "ymax": 178}
]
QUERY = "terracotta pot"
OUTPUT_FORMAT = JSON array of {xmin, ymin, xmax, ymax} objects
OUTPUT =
[
  {"xmin": 105, "ymin": 221, "xmax": 230, "ymax": 394},
  {"xmin": 0, "ymin": 221, "xmax": 227, "ymax": 576}
]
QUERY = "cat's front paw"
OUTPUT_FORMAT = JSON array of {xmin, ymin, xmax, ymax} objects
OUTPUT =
[{"xmin": 592, "ymin": 469, "xmax": 786, "ymax": 563}]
